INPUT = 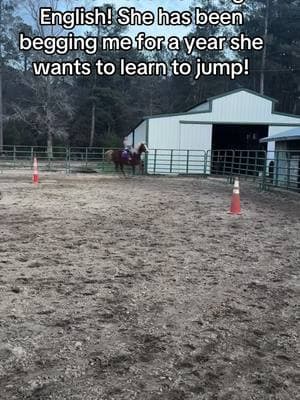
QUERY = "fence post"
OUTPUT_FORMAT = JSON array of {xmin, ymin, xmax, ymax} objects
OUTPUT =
[
  {"xmin": 287, "ymin": 153, "xmax": 291, "ymax": 190},
  {"xmin": 102, "ymin": 148, "xmax": 105, "ymax": 172},
  {"xmin": 64, "ymin": 147, "xmax": 67, "ymax": 173},
  {"xmin": 170, "ymin": 150, "xmax": 173, "ymax": 173},
  {"xmin": 186, "ymin": 150, "xmax": 189, "ymax": 175},
  {"xmin": 85, "ymin": 147, "xmax": 88, "ymax": 169},
  {"xmin": 66, "ymin": 147, "xmax": 70, "ymax": 174},
  {"xmin": 47, "ymin": 146, "xmax": 51, "ymax": 170},
  {"xmin": 261, "ymin": 151, "xmax": 268, "ymax": 191},
  {"xmin": 246, "ymin": 150, "xmax": 250, "ymax": 178},
  {"xmin": 153, "ymin": 149, "xmax": 157, "ymax": 174},
  {"xmin": 13, "ymin": 145, "xmax": 16, "ymax": 168}
]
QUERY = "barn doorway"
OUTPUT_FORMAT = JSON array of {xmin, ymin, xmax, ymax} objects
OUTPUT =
[
  {"xmin": 212, "ymin": 124, "xmax": 268, "ymax": 150},
  {"xmin": 211, "ymin": 124, "xmax": 268, "ymax": 175}
]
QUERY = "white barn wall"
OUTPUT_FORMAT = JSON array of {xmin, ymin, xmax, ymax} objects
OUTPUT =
[
  {"xmin": 147, "ymin": 118, "xmax": 180, "ymax": 174},
  {"xmin": 148, "ymin": 92, "xmax": 300, "ymax": 132},
  {"xmin": 131, "ymin": 89, "xmax": 300, "ymax": 175},
  {"xmin": 127, "ymin": 132, "xmax": 133, "ymax": 145},
  {"xmin": 134, "ymin": 120, "xmax": 147, "ymax": 145},
  {"xmin": 211, "ymin": 91, "xmax": 273, "ymax": 122},
  {"xmin": 147, "ymin": 119, "xmax": 212, "ymax": 174},
  {"xmin": 179, "ymin": 123, "xmax": 212, "ymax": 174}
]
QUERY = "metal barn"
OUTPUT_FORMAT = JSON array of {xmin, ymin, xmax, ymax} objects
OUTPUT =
[
  {"xmin": 260, "ymin": 128, "xmax": 300, "ymax": 191},
  {"xmin": 127, "ymin": 89, "xmax": 300, "ymax": 175}
]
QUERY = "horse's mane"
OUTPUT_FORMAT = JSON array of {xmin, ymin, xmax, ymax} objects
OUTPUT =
[{"xmin": 131, "ymin": 142, "xmax": 145, "ymax": 154}]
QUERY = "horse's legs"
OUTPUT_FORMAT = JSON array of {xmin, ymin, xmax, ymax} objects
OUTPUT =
[
  {"xmin": 120, "ymin": 163, "xmax": 126, "ymax": 177},
  {"xmin": 114, "ymin": 162, "xmax": 118, "ymax": 173},
  {"xmin": 132, "ymin": 164, "xmax": 135, "ymax": 176}
]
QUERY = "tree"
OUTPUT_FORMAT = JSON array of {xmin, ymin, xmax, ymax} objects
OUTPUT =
[
  {"xmin": 236, "ymin": 0, "xmax": 300, "ymax": 111},
  {"xmin": 0, "ymin": 0, "xmax": 19, "ymax": 152},
  {"xmin": 16, "ymin": 0, "xmax": 75, "ymax": 157}
]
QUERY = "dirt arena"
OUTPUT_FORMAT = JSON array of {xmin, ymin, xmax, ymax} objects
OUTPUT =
[{"xmin": 0, "ymin": 173, "xmax": 299, "ymax": 400}]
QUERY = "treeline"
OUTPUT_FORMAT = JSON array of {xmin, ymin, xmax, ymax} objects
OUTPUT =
[{"xmin": 0, "ymin": 0, "xmax": 299, "ymax": 151}]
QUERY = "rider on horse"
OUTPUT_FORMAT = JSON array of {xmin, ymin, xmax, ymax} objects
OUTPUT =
[
  {"xmin": 122, "ymin": 137, "xmax": 132, "ymax": 162},
  {"xmin": 122, "ymin": 145, "xmax": 132, "ymax": 161}
]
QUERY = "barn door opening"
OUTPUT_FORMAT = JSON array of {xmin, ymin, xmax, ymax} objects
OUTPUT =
[
  {"xmin": 212, "ymin": 124, "xmax": 268, "ymax": 151},
  {"xmin": 211, "ymin": 124, "xmax": 268, "ymax": 175}
]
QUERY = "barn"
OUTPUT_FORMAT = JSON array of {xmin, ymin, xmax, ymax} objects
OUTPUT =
[
  {"xmin": 127, "ymin": 88, "xmax": 300, "ymax": 175},
  {"xmin": 260, "ymin": 128, "xmax": 300, "ymax": 191}
]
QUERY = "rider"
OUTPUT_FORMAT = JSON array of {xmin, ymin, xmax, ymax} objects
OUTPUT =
[
  {"xmin": 123, "ymin": 137, "xmax": 132, "ymax": 161},
  {"xmin": 124, "ymin": 145, "xmax": 132, "ymax": 161}
]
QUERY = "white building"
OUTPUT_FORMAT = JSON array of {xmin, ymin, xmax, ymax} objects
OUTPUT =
[
  {"xmin": 260, "ymin": 128, "xmax": 300, "ymax": 191},
  {"xmin": 127, "ymin": 88, "xmax": 300, "ymax": 174}
]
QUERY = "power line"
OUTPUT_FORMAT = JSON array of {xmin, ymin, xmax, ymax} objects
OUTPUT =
[{"xmin": 249, "ymin": 68, "xmax": 300, "ymax": 72}]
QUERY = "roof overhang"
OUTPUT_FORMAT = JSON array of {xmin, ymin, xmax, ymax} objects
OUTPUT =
[{"xmin": 260, "ymin": 128, "xmax": 300, "ymax": 143}]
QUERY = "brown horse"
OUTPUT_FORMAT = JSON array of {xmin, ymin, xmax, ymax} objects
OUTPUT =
[{"xmin": 105, "ymin": 142, "xmax": 149, "ymax": 176}]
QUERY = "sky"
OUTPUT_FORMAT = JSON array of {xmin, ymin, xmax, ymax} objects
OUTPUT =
[{"xmin": 95, "ymin": 0, "xmax": 195, "ymax": 38}]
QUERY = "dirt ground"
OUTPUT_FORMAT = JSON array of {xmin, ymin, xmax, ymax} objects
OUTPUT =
[{"xmin": 0, "ymin": 172, "xmax": 299, "ymax": 400}]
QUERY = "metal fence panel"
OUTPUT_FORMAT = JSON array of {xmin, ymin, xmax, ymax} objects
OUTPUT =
[{"xmin": 0, "ymin": 146, "xmax": 299, "ymax": 193}]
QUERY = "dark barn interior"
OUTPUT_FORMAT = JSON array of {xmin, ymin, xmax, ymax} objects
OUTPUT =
[
  {"xmin": 211, "ymin": 124, "xmax": 268, "ymax": 175},
  {"xmin": 212, "ymin": 124, "xmax": 268, "ymax": 150}
]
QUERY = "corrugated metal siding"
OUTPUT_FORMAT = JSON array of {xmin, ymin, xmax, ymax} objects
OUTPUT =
[
  {"xmin": 178, "ymin": 124, "xmax": 211, "ymax": 173},
  {"xmin": 211, "ymin": 91, "xmax": 273, "ymax": 122},
  {"xmin": 148, "ymin": 92, "xmax": 300, "ymax": 129},
  {"xmin": 148, "ymin": 118, "xmax": 180, "ymax": 149},
  {"xmin": 179, "ymin": 123, "xmax": 212, "ymax": 150},
  {"xmin": 147, "ymin": 123, "xmax": 212, "ymax": 174}
]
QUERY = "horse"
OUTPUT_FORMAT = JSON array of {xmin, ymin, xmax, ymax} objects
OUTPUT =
[{"xmin": 105, "ymin": 142, "xmax": 149, "ymax": 176}]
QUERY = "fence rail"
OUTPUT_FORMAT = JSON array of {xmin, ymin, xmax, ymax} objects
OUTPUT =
[{"xmin": 0, "ymin": 146, "xmax": 299, "ymax": 193}]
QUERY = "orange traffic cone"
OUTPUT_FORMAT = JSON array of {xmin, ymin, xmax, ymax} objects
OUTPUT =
[
  {"xmin": 33, "ymin": 157, "xmax": 39, "ymax": 184},
  {"xmin": 229, "ymin": 177, "xmax": 241, "ymax": 214}
]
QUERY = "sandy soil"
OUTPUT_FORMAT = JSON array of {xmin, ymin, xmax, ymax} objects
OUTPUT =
[{"xmin": 0, "ymin": 172, "xmax": 299, "ymax": 400}]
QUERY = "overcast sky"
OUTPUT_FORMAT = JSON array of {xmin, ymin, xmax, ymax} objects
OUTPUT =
[{"xmin": 95, "ymin": 0, "xmax": 195, "ymax": 38}]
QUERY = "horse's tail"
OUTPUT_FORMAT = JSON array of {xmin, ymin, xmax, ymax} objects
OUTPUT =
[{"xmin": 105, "ymin": 150, "xmax": 114, "ymax": 162}]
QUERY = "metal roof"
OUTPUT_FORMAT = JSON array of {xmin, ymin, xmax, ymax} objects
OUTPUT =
[{"xmin": 260, "ymin": 128, "xmax": 300, "ymax": 143}]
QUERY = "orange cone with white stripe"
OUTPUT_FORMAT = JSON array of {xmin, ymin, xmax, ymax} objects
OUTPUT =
[
  {"xmin": 229, "ymin": 177, "xmax": 241, "ymax": 214},
  {"xmin": 33, "ymin": 157, "xmax": 39, "ymax": 184}
]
